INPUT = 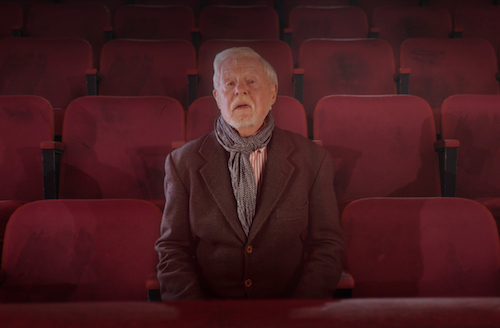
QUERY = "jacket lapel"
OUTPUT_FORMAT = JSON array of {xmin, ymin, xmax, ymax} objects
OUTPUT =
[
  {"xmin": 248, "ymin": 128, "xmax": 295, "ymax": 241},
  {"xmin": 199, "ymin": 133, "xmax": 247, "ymax": 243}
]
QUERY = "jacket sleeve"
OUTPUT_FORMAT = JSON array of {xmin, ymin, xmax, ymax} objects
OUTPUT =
[
  {"xmin": 155, "ymin": 153, "xmax": 204, "ymax": 300},
  {"xmin": 293, "ymin": 150, "xmax": 346, "ymax": 298}
]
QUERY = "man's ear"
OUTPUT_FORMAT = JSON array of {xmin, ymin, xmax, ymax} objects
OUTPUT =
[
  {"xmin": 270, "ymin": 84, "xmax": 278, "ymax": 105},
  {"xmin": 213, "ymin": 89, "xmax": 221, "ymax": 109}
]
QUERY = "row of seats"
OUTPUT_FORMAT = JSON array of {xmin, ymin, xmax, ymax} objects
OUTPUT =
[
  {"xmin": 2, "ymin": 2, "xmax": 500, "ymax": 64},
  {"xmin": 0, "ymin": 196, "xmax": 499, "ymax": 302},
  {"xmin": 1, "ymin": 93, "xmax": 499, "ymax": 244},
  {"xmin": 1, "ymin": 36, "xmax": 499, "ymax": 136}
]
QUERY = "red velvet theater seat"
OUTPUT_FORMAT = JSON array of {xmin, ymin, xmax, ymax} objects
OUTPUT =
[
  {"xmin": 94, "ymin": 39, "xmax": 197, "ymax": 110},
  {"xmin": 25, "ymin": 3, "xmax": 111, "ymax": 68},
  {"xmin": 113, "ymin": 4, "xmax": 196, "ymax": 41},
  {"xmin": 399, "ymin": 38, "xmax": 500, "ymax": 134},
  {"xmin": 58, "ymin": 0, "xmax": 127, "ymax": 21},
  {"xmin": 298, "ymin": 38, "xmax": 397, "ymax": 136},
  {"xmin": 372, "ymin": 6, "xmax": 453, "ymax": 68},
  {"xmin": 197, "ymin": 39, "xmax": 296, "ymax": 98},
  {"xmin": 341, "ymin": 197, "xmax": 500, "ymax": 297},
  {"xmin": 453, "ymin": 5, "xmax": 500, "ymax": 63},
  {"xmin": 0, "ymin": 199, "xmax": 161, "ymax": 302},
  {"xmin": 441, "ymin": 94, "xmax": 500, "ymax": 236},
  {"xmin": 286, "ymin": 6, "xmax": 369, "ymax": 67},
  {"xmin": 0, "ymin": 37, "xmax": 93, "ymax": 135},
  {"xmin": 356, "ymin": 0, "xmax": 421, "ymax": 24},
  {"xmin": 187, "ymin": 95, "xmax": 308, "ymax": 141},
  {"xmin": 49, "ymin": 96, "xmax": 184, "ymax": 210},
  {"xmin": 313, "ymin": 95, "xmax": 456, "ymax": 212},
  {"xmin": 282, "ymin": 0, "xmax": 350, "ymax": 27},
  {"xmin": 198, "ymin": 5, "xmax": 280, "ymax": 44}
]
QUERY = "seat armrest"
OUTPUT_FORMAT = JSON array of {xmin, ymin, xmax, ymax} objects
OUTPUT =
[
  {"xmin": 452, "ymin": 27, "xmax": 463, "ymax": 38},
  {"xmin": 395, "ymin": 68, "xmax": 411, "ymax": 94},
  {"xmin": 435, "ymin": 139, "xmax": 460, "ymax": 197},
  {"xmin": 283, "ymin": 27, "xmax": 292, "ymax": 47},
  {"xmin": 293, "ymin": 68, "xmax": 305, "ymax": 104},
  {"xmin": 11, "ymin": 24, "xmax": 22, "ymax": 37},
  {"xmin": 334, "ymin": 270, "xmax": 355, "ymax": 298},
  {"xmin": 41, "ymin": 141, "xmax": 65, "ymax": 199},
  {"xmin": 191, "ymin": 27, "xmax": 200, "ymax": 52},
  {"xmin": 103, "ymin": 26, "xmax": 113, "ymax": 43},
  {"xmin": 86, "ymin": 68, "xmax": 99, "ymax": 96},
  {"xmin": 187, "ymin": 69, "xmax": 198, "ymax": 106},
  {"xmin": 147, "ymin": 273, "xmax": 161, "ymax": 302},
  {"xmin": 369, "ymin": 27, "xmax": 380, "ymax": 38}
]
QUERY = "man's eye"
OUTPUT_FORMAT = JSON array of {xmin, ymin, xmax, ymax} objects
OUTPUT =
[{"xmin": 248, "ymin": 80, "xmax": 255, "ymax": 84}]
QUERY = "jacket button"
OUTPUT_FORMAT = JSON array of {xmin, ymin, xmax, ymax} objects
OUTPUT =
[
  {"xmin": 244, "ymin": 279, "xmax": 252, "ymax": 287},
  {"xmin": 246, "ymin": 245, "xmax": 253, "ymax": 254}
]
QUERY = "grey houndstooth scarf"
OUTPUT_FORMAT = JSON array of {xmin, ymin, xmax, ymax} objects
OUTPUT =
[{"xmin": 215, "ymin": 112, "xmax": 275, "ymax": 236}]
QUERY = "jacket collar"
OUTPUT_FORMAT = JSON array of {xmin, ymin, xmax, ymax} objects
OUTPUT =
[{"xmin": 199, "ymin": 128, "xmax": 295, "ymax": 243}]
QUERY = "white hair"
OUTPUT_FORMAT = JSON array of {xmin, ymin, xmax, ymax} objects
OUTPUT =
[{"xmin": 213, "ymin": 47, "xmax": 278, "ymax": 91}]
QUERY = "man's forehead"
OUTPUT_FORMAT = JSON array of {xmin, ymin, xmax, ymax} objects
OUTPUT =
[{"xmin": 220, "ymin": 56, "xmax": 265, "ymax": 75}]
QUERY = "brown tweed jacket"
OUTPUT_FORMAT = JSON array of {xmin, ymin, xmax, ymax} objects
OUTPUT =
[{"xmin": 155, "ymin": 127, "xmax": 345, "ymax": 299}]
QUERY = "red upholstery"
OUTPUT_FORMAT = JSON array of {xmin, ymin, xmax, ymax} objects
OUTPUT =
[
  {"xmin": 341, "ymin": 197, "xmax": 500, "ymax": 297},
  {"xmin": 2, "ymin": 298, "xmax": 500, "ymax": 327},
  {"xmin": 26, "ymin": 3, "xmax": 111, "ymax": 68},
  {"xmin": 0, "ymin": 3, "xmax": 23, "ymax": 39},
  {"xmin": 199, "ymin": 5, "xmax": 279, "ymax": 43},
  {"xmin": 441, "ymin": 94, "xmax": 500, "ymax": 234},
  {"xmin": 0, "ymin": 199, "xmax": 161, "ymax": 302},
  {"xmin": 206, "ymin": 0, "xmax": 274, "ymax": 5},
  {"xmin": 373, "ymin": 6, "xmax": 453, "ymax": 68},
  {"xmin": 313, "ymin": 95, "xmax": 441, "ymax": 204},
  {"xmin": 287, "ymin": 6, "xmax": 369, "ymax": 66},
  {"xmin": 97, "ymin": 39, "xmax": 196, "ymax": 109},
  {"xmin": 0, "ymin": 200, "xmax": 23, "ymax": 256},
  {"xmin": 298, "ymin": 39, "xmax": 396, "ymax": 135},
  {"xmin": 187, "ymin": 95, "xmax": 307, "ymax": 141},
  {"xmin": 454, "ymin": 5, "xmax": 500, "ymax": 61},
  {"xmin": 400, "ymin": 38, "xmax": 499, "ymax": 133},
  {"xmin": 197, "ymin": 39, "xmax": 295, "ymax": 97},
  {"xmin": 113, "ymin": 5, "xmax": 195, "ymax": 41},
  {"xmin": 282, "ymin": 0, "xmax": 350, "ymax": 27},
  {"xmin": 57, "ymin": 96, "xmax": 184, "ymax": 205},
  {"xmin": 0, "ymin": 37, "xmax": 92, "ymax": 110},
  {"xmin": 134, "ymin": 0, "xmax": 200, "ymax": 20}
]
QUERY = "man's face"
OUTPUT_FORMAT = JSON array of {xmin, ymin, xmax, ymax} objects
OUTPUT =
[{"xmin": 213, "ymin": 56, "xmax": 277, "ymax": 137}]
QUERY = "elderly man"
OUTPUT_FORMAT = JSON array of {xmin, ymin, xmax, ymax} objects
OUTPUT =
[{"xmin": 155, "ymin": 47, "xmax": 344, "ymax": 299}]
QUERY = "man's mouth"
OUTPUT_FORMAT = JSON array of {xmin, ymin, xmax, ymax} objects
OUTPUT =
[{"xmin": 234, "ymin": 103, "xmax": 251, "ymax": 110}]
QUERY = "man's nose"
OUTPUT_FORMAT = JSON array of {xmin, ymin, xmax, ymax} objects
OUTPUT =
[{"xmin": 235, "ymin": 82, "xmax": 248, "ymax": 95}]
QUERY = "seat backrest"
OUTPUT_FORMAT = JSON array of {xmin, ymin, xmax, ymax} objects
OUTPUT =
[
  {"xmin": 0, "ymin": 199, "xmax": 161, "ymax": 302},
  {"xmin": 288, "ymin": 6, "xmax": 369, "ymax": 66},
  {"xmin": 299, "ymin": 38, "xmax": 396, "ymax": 133},
  {"xmin": 187, "ymin": 95, "xmax": 308, "ymax": 141},
  {"xmin": 58, "ymin": 96, "xmax": 185, "ymax": 201},
  {"xmin": 373, "ymin": 6, "xmax": 453, "ymax": 68},
  {"xmin": 441, "ymin": 94, "xmax": 500, "ymax": 199},
  {"xmin": 113, "ymin": 4, "xmax": 195, "ymax": 41},
  {"xmin": 341, "ymin": 197, "xmax": 500, "ymax": 297},
  {"xmin": 0, "ymin": 95, "xmax": 53, "ymax": 201},
  {"xmin": 0, "ymin": 3, "xmax": 23, "ymax": 39},
  {"xmin": 356, "ymin": 0, "xmax": 421, "ymax": 24},
  {"xmin": 314, "ymin": 94, "xmax": 441, "ymax": 201},
  {"xmin": 427, "ymin": 0, "xmax": 494, "ymax": 11},
  {"xmin": 0, "ymin": 37, "xmax": 92, "ymax": 109},
  {"xmin": 282, "ymin": 0, "xmax": 350, "ymax": 27},
  {"xmin": 400, "ymin": 38, "xmax": 499, "ymax": 110},
  {"xmin": 58, "ymin": 0, "xmax": 127, "ymax": 20},
  {"xmin": 454, "ymin": 6, "xmax": 500, "ymax": 59},
  {"xmin": 197, "ymin": 39, "xmax": 294, "ymax": 98},
  {"xmin": 199, "ymin": 5, "xmax": 279, "ymax": 43},
  {"xmin": 98, "ymin": 39, "xmax": 196, "ymax": 109},
  {"xmin": 26, "ymin": 3, "xmax": 110, "ymax": 67}
]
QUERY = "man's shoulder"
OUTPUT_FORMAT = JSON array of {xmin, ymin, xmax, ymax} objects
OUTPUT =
[{"xmin": 170, "ymin": 132, "xmax": 216, "ymax": 163}]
